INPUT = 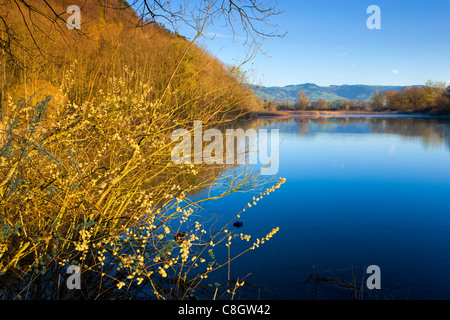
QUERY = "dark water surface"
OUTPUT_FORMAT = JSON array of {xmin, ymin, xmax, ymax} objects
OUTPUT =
[{"xmin": 195, "ymin": 115, "xmax": 450, "ymax": 300}]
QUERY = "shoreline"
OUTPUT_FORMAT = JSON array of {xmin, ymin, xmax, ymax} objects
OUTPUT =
[{"xmin": 248, "ymin": 110, "xmax": 449, "ymax": 118}]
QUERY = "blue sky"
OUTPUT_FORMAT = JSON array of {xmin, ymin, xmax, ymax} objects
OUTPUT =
[{"xmin": 189, "ymin": 0, "xmax": 450, "ymax": 87}]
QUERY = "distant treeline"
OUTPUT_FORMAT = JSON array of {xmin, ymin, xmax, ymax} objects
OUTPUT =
[
  {"xmin": 369, "ymin": 81, "xmax": 450, "ymax": 114},
  {"xmin": 263, "ymin": 81, "xmax": 450, "ymax": 115}
]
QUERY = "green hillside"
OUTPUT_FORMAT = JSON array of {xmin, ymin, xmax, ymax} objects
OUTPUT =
[{"xmin": 252, "ymin": 83, "xmax": 412, "ymax": 104}]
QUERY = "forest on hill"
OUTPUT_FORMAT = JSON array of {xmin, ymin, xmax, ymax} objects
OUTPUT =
[{"xmin": 0, "ymin": 0, "xmax": 261, "ymax": 118}]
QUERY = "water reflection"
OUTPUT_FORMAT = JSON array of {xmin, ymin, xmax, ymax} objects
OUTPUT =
[
  {"xmin": 244, "ymin": 115, "xmax": 450, "ymax": 151},
  {"xmin": 199, "ymin": 115, "xmax": 450, "ymax": 300}
]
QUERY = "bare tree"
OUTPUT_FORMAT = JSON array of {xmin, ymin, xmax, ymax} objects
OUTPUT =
[
  {"xmin": 294, "ymin": 89, "xmax": 311, "ymax": 110},
  {"xmin": 0, "ymin": 0, "xmax": 285, "ymax": 66}
]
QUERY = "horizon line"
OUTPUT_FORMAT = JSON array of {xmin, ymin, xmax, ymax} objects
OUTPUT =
[{"xmin": 249, "ymin": 82, "xmax": 431, "ymax": 88}]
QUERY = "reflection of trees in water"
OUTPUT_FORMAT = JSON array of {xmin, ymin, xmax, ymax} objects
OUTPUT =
[
  {"xmin": 246, "ymin": 116, "xmax": 450, "ymax": 151},
  {"xmin": 368, "ymin": 118, "xmax": 444, "ymax": 148}
]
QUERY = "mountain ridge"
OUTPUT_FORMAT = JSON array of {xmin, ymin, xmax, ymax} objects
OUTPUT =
[{"xmin": 252, "ymin": 83, "xmax": 418, "ymax": 104}]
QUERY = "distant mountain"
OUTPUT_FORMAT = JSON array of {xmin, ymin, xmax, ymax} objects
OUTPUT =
[{"xmin": 251, "ymin": 83, "xmax": 412, "ymax": 104}]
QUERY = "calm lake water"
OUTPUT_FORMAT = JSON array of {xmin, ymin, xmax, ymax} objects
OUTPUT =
[{"xmin": 194, "ymin": 115, "xmax": 450, "ymax": 300}]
